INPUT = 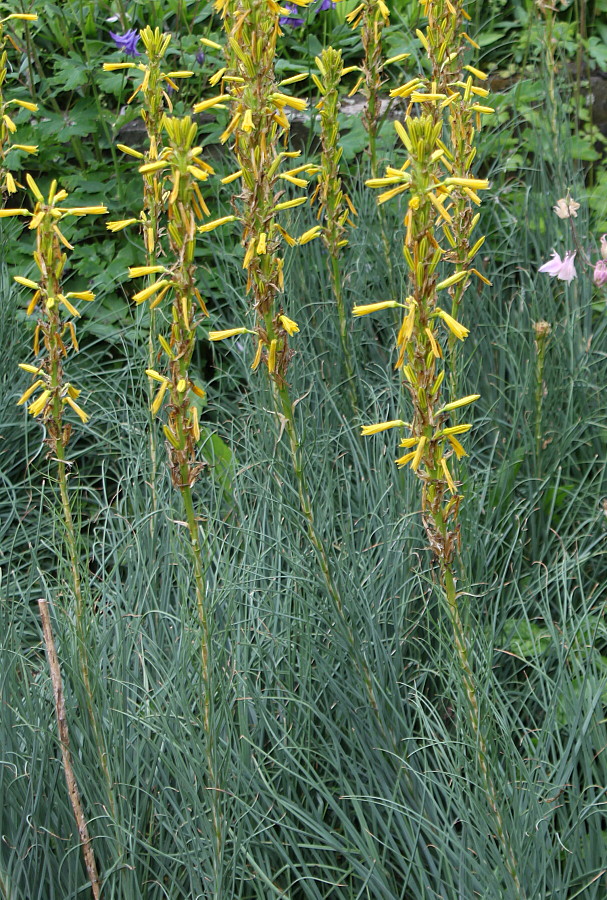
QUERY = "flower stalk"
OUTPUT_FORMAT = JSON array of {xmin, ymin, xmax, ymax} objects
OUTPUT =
[
  {"xmin": 313, "ymin": 46, "xmax": 358, "ymax": 412},
  {"xmin": 130, "ymin": 115, "xmax": 225, "ymax": 892},
  {"xmin": 208, "ymin": 0, "xmax": 380, "ymax": 714},
  {"xmin": 346, "ymin": 0, "xmax": 390, "ymax": 178},
  {"xmin": 0, "ymin": 13, "xmax": 38, "ymax": 203},
  {"xmin": 104, "ymin": 29, "xmax": 193, "ymax": 504},
  {"xmin": 14, "ymin": 181, "xmax": 113, "ymax": 825},
  {"xmin": 360, "ymin": 3, "xmax": 524, "ymax": 893},
  {"xmin": 533, "ymin": 320, "xmax": 551, "ymax": 472}
]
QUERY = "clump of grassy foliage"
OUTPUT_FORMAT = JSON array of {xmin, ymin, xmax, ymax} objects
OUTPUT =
[{"xmin": 1, "ymin": 1, "xmax": 606, "ymax": 898}]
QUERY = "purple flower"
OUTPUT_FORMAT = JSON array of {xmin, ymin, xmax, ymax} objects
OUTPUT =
[
  {"xmin": 279, "ymin": 3, "xmax": 305, "ymax": 26},
  {"xmin": 196, "ymin": 49, "xmax": 206, "ymax": 65},
  {"xmin": 279, "ymin": 0, "xmax": 335, "ymax": 27},
  {"xmin": 538, "ymin": 250, "xmax": 577, "ymax": 283},
  {"xmin": 109, "ymin": 29, "xmax": 141, "ymax": 57},
  {"xmin": 594, "ymin": 260, "xmax": 607, "ymax": 287}
]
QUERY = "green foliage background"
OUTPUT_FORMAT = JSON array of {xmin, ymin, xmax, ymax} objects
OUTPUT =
[{"xmin": 1, "ymin": 1, "xmax": 607, "ymax": 898}]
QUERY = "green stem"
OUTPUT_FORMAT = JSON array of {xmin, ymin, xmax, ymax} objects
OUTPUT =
[
  {"xmin": 273, "ymin": 379, "xmax": 378, "ymax": 714},
  {"xmin": 178, "ymin": 473, "xmax": 223, "ymax": 895},
  {"xmin": 443, "ymin": 566, "xmax": 524, "ymax": 898},
  {"xmin": 330, "ymin": 254, "xmax": 358, "ymax": 415},
  {"xmin": 54, "ymin": 438, "xmax": 115, "ymax": 820}
]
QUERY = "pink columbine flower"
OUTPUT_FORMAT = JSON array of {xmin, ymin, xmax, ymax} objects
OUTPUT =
[
  {"xmin": 538, "ymin": 250, "xmax": 577, "ymax": 283},
  {"xmin": 594, "ymin": 260, "xmax": 607, "ymax": 287}
]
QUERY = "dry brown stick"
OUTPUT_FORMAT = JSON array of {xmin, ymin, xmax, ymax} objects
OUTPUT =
[{"xmin": 38, "ymin": 599, "xmax": 101, "ymax": 900}]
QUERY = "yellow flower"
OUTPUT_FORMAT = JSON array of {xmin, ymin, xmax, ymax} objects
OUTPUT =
[
  {"xmin": 361, "ymin": 419, "xmax": 407, "ymax": 436},
  {"xmin": 14, "ymin": 276, "xmax": 39, "ymax": 290},
  {"xmin": 65, "ymin": 396, "xmax": 89, "ymax": 423},
  {"xmin": 192, "ymin": 93, "xmax": 230, "ymax": 113},
  {"xmin": 435, "ymin": 308, "xmax": 470, "ymax": 341},
  {"xmin": 208, "ymin": 327, "xmax": 249, "ymax": 341},
  {"xmin": 279, "ymin": 315, "xmax": 299, "ymax": 335},
  {"xmin": 106, "ymin": 218, "xmax": 138, "ymax": 232},
  {"xmin": 132, "ymin": 280, "xmax": 171, "ymax": 304},
  {"xmin": 438, "ymin": 394, "xmax": 480, "ymax": 413},
  {"xmin": 129, "ymin": 265, "xmax": 167, "ymax": 278},
  {"xmin": 198, "ymin": 215, "xmax": 237, "ymax": 232},
  {"xmin": 353, "ymin": 300, "xmax": 399, "ymax": 316},
  {"xmin": 241, "ymin": 109, "xmax": 254, "ymax": 132}
]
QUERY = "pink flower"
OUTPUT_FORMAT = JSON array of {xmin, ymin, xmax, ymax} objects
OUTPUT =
[
  {"xmin": 538, "ymin": 250, "xmax": 577, "ymax": 283},
  {"xmin": 600, "ymin": 234, "xmax": 607, "ymax": 261},
  {"xmin": 594, "ymin": 260, "xmax": 607, "ymax": 287}
]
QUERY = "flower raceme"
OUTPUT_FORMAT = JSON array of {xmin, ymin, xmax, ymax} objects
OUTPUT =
[
  {"xmin": 0, "ymin": 13, "xmax": 39, "ymax": 198},
  {"xmin": 13, "ymin": 176, "xmax": 106, "ymax": 443}
]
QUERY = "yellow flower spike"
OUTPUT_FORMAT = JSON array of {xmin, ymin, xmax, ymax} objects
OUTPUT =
[
  {"xmin": 441, "ymin": 457, "xmax": 457, "ymax": 494},
  {"xmin": 116, "ymin": 143, "xmax": 145, "ymax": 159},
  {"xmin": 361, "ymin": 419, "xmax": 407, "ymax": 436},
  {"xmin": 279, "ymin": 315, "xmax": 299, "ymax": 335},
  {"xmin": 198, "ymin": 215, "xmax": 237, "ymax": 233},
  {"xmin": 436, "ymin": 308, "xmax": 470, "ymax": 341},
  {"xmin": 28, "ymin": 389, "xmax": 51, "ymax": 417},
  {"xmin": 128, "ymin": 265, "xmax": 167, "ymax": 278},
  {"xmin": 17, "ymin": 379, "xmax": 44, "ymax": 405},
  {"xmin": 209, "ymin": 327, "xmax": 249, "ymax": 341},
  {"xmin": 352, "ymin": 300, "xmax": 400, "ymax": 316},
  {"xmin": 267, "ymin": 339, "xmax": 277, "ymax": 373},
  {"xmin": 192, "ymin": 93, "xmax": 230, "ymax": 113},
  {"xmin": 106, "ymin": 218, "xmax": 138, "ymax": 232},
  {"xmin": 132, "ymin": 279, "xmax": 171, "ymax": 304},
  {"xmin": 64, "ymin": 396, "xmax": 89, "ymax": 423}
]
